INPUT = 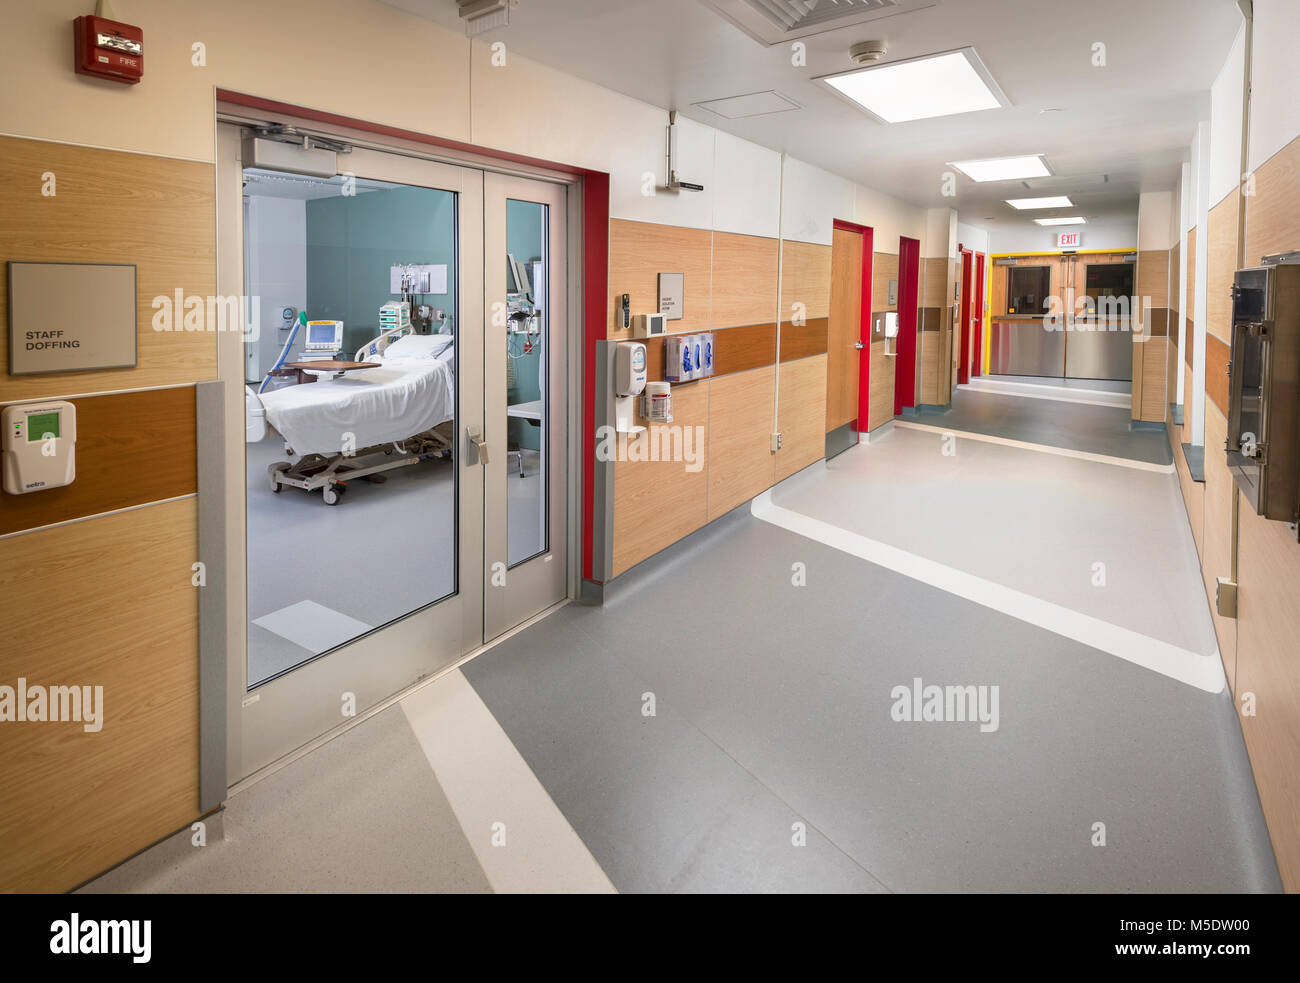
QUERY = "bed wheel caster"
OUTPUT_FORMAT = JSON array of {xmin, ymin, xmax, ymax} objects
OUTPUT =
[
  {"xmin": 322, "ymin": 486, "xmax": 341, "ymax": 506},
  {"xmin": 268, "ymin": 462, "xmax": 289, "ymax": 492}
]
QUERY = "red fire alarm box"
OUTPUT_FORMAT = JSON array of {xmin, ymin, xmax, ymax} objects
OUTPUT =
[{"xmin": 73, "ymin": 15, "xmax": 143, "ymax": 84}]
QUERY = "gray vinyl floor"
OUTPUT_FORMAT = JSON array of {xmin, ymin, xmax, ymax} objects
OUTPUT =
[
  {"xmin": 911, "ymin": 388, "xmax": 1173, "ymax": 466},
  {"xmin": 89, "ymin": 393, "xmax": 1279, "ymax": 893},
  {"xmin": 984, "ymin": 374, "xmax": 1132, "ymax": 393},
  {"xmin": 244, "ymin": 435, "xmax": 542, "ymax": 685}
]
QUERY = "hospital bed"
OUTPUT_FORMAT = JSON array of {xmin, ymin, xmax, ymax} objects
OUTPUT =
[{"xmin": 245, "ymin": 331, "xmax": 456, "ymax": 505}]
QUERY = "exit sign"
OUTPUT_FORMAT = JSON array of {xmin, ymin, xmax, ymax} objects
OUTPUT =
[{"xmin": 1056, "ymin": 231, "xmax": 1083, "ymax": 248}]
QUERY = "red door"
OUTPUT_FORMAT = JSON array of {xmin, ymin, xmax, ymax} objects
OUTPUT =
[
  {"xmin": 958, "ymin": 248, "xmax": 973, "ymax": 385},
  {"xmin": 972, "ymin": 253, "xmax": 986, "ymax": 377},
  {"xmin": 895, "ymin": 236, "xmax": 921, "ymax": 415}
]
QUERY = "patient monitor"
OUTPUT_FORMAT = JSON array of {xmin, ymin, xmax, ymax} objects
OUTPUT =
[
  {"xmin": 303, "ymin": 320, "xmax": 344, "ymax": 354},
  {"xmin": 3, "ymin": 401, "xmax": 76, "ymax": 494}
]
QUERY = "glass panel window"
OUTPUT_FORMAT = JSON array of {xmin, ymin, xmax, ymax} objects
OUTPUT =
[
  {"xmin": 1006, "ymin": 265, "xmax": 1051, "ymax": 315},
  {"xmin": 242, "ymin": 168, "xmax": 459, "ymax": 687},
  {"xmin": 505, "ymin": 199, "xmax": 548, "ymax": 567}
]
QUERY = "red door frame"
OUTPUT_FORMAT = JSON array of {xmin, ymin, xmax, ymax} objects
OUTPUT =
[
  {"xmin": 972, "ymin": 252, "xmax": 986, "ymax": 377},
  {"xmin": 213, "ymin": 89, "xmax": 612, "ymax": 584},
  {"xmin": 958, "ymin": 248, "xmax": 973, "ymax": 385},
  {"xmin": 832, "ymin": 219, "xmax": 874, "ymax": 433},
  {"xmin": 895, "ymin": 236, "xmax": 921, "ymax": 415}
]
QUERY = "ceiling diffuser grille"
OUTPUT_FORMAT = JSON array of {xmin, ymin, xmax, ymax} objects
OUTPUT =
[
  {"xmin": 702, "ymin": 0, "xmax": 936, "ymax": 45},
  {"xmin": 749, "ymin": 0, "xmax": 898, "ymax": 31}
]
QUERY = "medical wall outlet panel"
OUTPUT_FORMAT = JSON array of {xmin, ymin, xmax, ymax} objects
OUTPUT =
[
  {"xmin": 613, "ymin": 342, "xmax": 648, "ymax": 434},
  {"xmin": 3, "ymin": 401, "xmax": 77, "ymax": 495},
  {"xmin": 73, "ymin": 14, "xmax": 143, "ymax": 84},
  {"xmin": 632, "ymin": 313, "xmax": 667, "ymax": 339}
]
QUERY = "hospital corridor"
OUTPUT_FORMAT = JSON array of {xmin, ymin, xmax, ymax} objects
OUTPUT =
[{"xmin": 1, "ymin": 0, "xmax": 1299, "ymax": 956}]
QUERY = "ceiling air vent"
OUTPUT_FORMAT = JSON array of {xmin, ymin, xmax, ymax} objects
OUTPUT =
[{"xmin": 701, "ymin": 0, "xmax": 938, "ymax": 45}]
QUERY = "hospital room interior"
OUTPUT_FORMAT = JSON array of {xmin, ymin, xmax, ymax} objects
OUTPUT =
[
  {"xmin": 4, "ymin": 0, "xmax": 1300, "ymax": 926},
  {"xmin": 241, "ymin": 170, "xmax": 550, "ymax": 684}
]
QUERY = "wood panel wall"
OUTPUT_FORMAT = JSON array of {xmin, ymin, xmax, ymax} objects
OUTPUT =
[
  {"xmin": 0, "ymin": 136, "xmax": 217, "ymax": 400},
  {"xmin": 867, "ymin": 252, "xmax": 899, "ymax": 433},
  {"xmin": 775, "ymin": 354, "xmax": 828, "ymax": 482},
  {"xmin": 611, "ymin": 380, "xmax": 710, "ymax": 577},
  {"xmin": 1234, "ymin": 131, "xmax": 1300, "ymax": 891},
  {"xmin": 1207, "ymin": 191, "xmax": 1239, "ymax": 344},
  {"xmin": 708, "ymin": 365, "xmax": 776, "ymax": 521},
  {"xmin": 1135, "ymin": 248, "xmax": 1170, "ymax": 422},
  {"xmin": 872, "ymin": 252, "xmax": 899, "ymax": 314},
  {"xmin": 607, "ymin": 223, "xmax": 834, "ymax": 576},
  {"xmin": 0, "ymin": 137, "xmax": 212, "ymax": 892},
  {"xmin": 0, "ymin": 498, "xmax": 200, "ymax": 893},
  {"xmin": 608, "ymin": 220, "xmax": 713, "ymax": 339}
]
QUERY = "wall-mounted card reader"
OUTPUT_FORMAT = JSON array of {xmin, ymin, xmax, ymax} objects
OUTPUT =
[{"xmin": 3, "ymin": 401, "xmax": 77, "ymax": 494}]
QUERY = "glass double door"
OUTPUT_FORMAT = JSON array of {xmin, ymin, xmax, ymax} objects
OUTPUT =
[{"xmin": 220, "ymin": 125, "xmax": 567, "ymax": 780}]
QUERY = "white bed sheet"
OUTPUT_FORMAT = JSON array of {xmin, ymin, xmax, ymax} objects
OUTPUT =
[{"xmin": 260, "ymin": 356, "xmax": 454, "ymax": 456}]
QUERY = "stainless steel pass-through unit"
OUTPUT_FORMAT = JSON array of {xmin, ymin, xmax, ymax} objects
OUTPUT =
[{"xmin": 1226, "ymin": 254, "xmax": 1300, "ymax": 525}]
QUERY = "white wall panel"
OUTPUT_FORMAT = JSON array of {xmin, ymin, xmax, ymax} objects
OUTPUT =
[
  {"xmin": 1138, "ymin": 191, "xmax": 1174, "ymax": 251},
  {"xmin": 1247, "ymin": 0, "xmax": 1300, "ymax": 172},
  {"xmin": 712, "ymin": 132, "xmax": 782, "ymax": 239},
  {"xmin": 780, "ymin": 156, "xmax": 856, "ymax": 246},
  {"xmin": 1208, "ymin": 22, "xmax": 1247, "ymax": 208}
]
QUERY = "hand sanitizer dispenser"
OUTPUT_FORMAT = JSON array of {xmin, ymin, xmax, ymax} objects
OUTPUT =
[{"xmin": 614, "ymin": 341, "xmax": 647, "ymax": 433}]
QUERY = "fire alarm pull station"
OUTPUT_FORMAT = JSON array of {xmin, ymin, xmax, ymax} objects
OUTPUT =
[{"xmin": 74, "ymin": 11, "xmax": 144, "ymax": 85}]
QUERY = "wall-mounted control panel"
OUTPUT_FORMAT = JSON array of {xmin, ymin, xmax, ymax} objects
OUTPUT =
[
  {"xmin": 3, "ymin": 401, "xmax": 77, "ymax": 495},
  {"xmin": 632, "ymin": 313, "xmax": 666, "ymax": 339}
]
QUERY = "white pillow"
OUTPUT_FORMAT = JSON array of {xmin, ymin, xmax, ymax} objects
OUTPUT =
[{"xmin": 383, "ymin": 334, "xmax": 454, "ymax": 360}]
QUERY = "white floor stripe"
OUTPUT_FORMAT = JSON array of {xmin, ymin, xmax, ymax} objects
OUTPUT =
[
  {"xmin": 751, "ymin": 491, "xmax": 1225, "ymax": 694},
  {"xmin": 400, "ymin": 669, "xmax": 617, "ymax": 894},
  {"xmin": 893, "ymin": 420, "xmax": 1176, "ymax": 473},
  {"xmin": 960, "ymin": 380, "xmax": 1130, "ymax": 409}
]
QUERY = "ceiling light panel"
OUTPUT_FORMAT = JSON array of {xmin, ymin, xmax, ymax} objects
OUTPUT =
[
  {"xmin": 821, "ymin": 48, "xmax": 1009, "ymax": 124},
  {"xmin": 1006, "ymin": 196, "xmax": 1073, "ymax": 210},
  {"xmin": 950, "ymin": 155, "xmax": 1052, "ymax": 183},
  {"xmin": 1034, "ymin": 216, "xmax": 1087, "ymax": 226}
]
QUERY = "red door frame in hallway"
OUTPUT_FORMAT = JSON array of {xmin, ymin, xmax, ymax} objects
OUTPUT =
[
  {"xmin": 972, "ymin": 252, "xmax": 986, "ymax": 377},
  {"xmin": 832, "ymin": 219, "xmax": 875, "ymax": 433},
  {"xmin": 895, "ymin": 236, "xmax": 921, "ymax": 415},
  {"xmin": 958, "ymin": 248, "xmax": 973, "ymax": 385}
]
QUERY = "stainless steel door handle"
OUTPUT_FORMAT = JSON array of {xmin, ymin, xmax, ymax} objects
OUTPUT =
[
  {"xmin": 855, "ymin": 341, "xmax": 866, "ymax": 350},
  {"xmin": 465, "ymin": 427, "xmax": 489, "ymax": 466}
]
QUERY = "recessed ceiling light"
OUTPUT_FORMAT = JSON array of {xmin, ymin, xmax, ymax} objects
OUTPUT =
[
  {"xmin": 1034, "ymin": 216, "xmax": 1087, "ymax": 226},
  {"xmin": 1006, "ymin": 196, "xmax": 1074, "ymax": 210},
  {"xmin": 949, "ymin": 155, "xmax": 1051, "ymax": 182},
  {"xmin": 820, "ymin": 47, "xmax": 1009, "ymax": 124}
]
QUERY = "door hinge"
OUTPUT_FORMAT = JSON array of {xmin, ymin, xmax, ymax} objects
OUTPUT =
[{"xmin": 771, "ymin": 432, "xmax": 783, "ymax": 452}]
